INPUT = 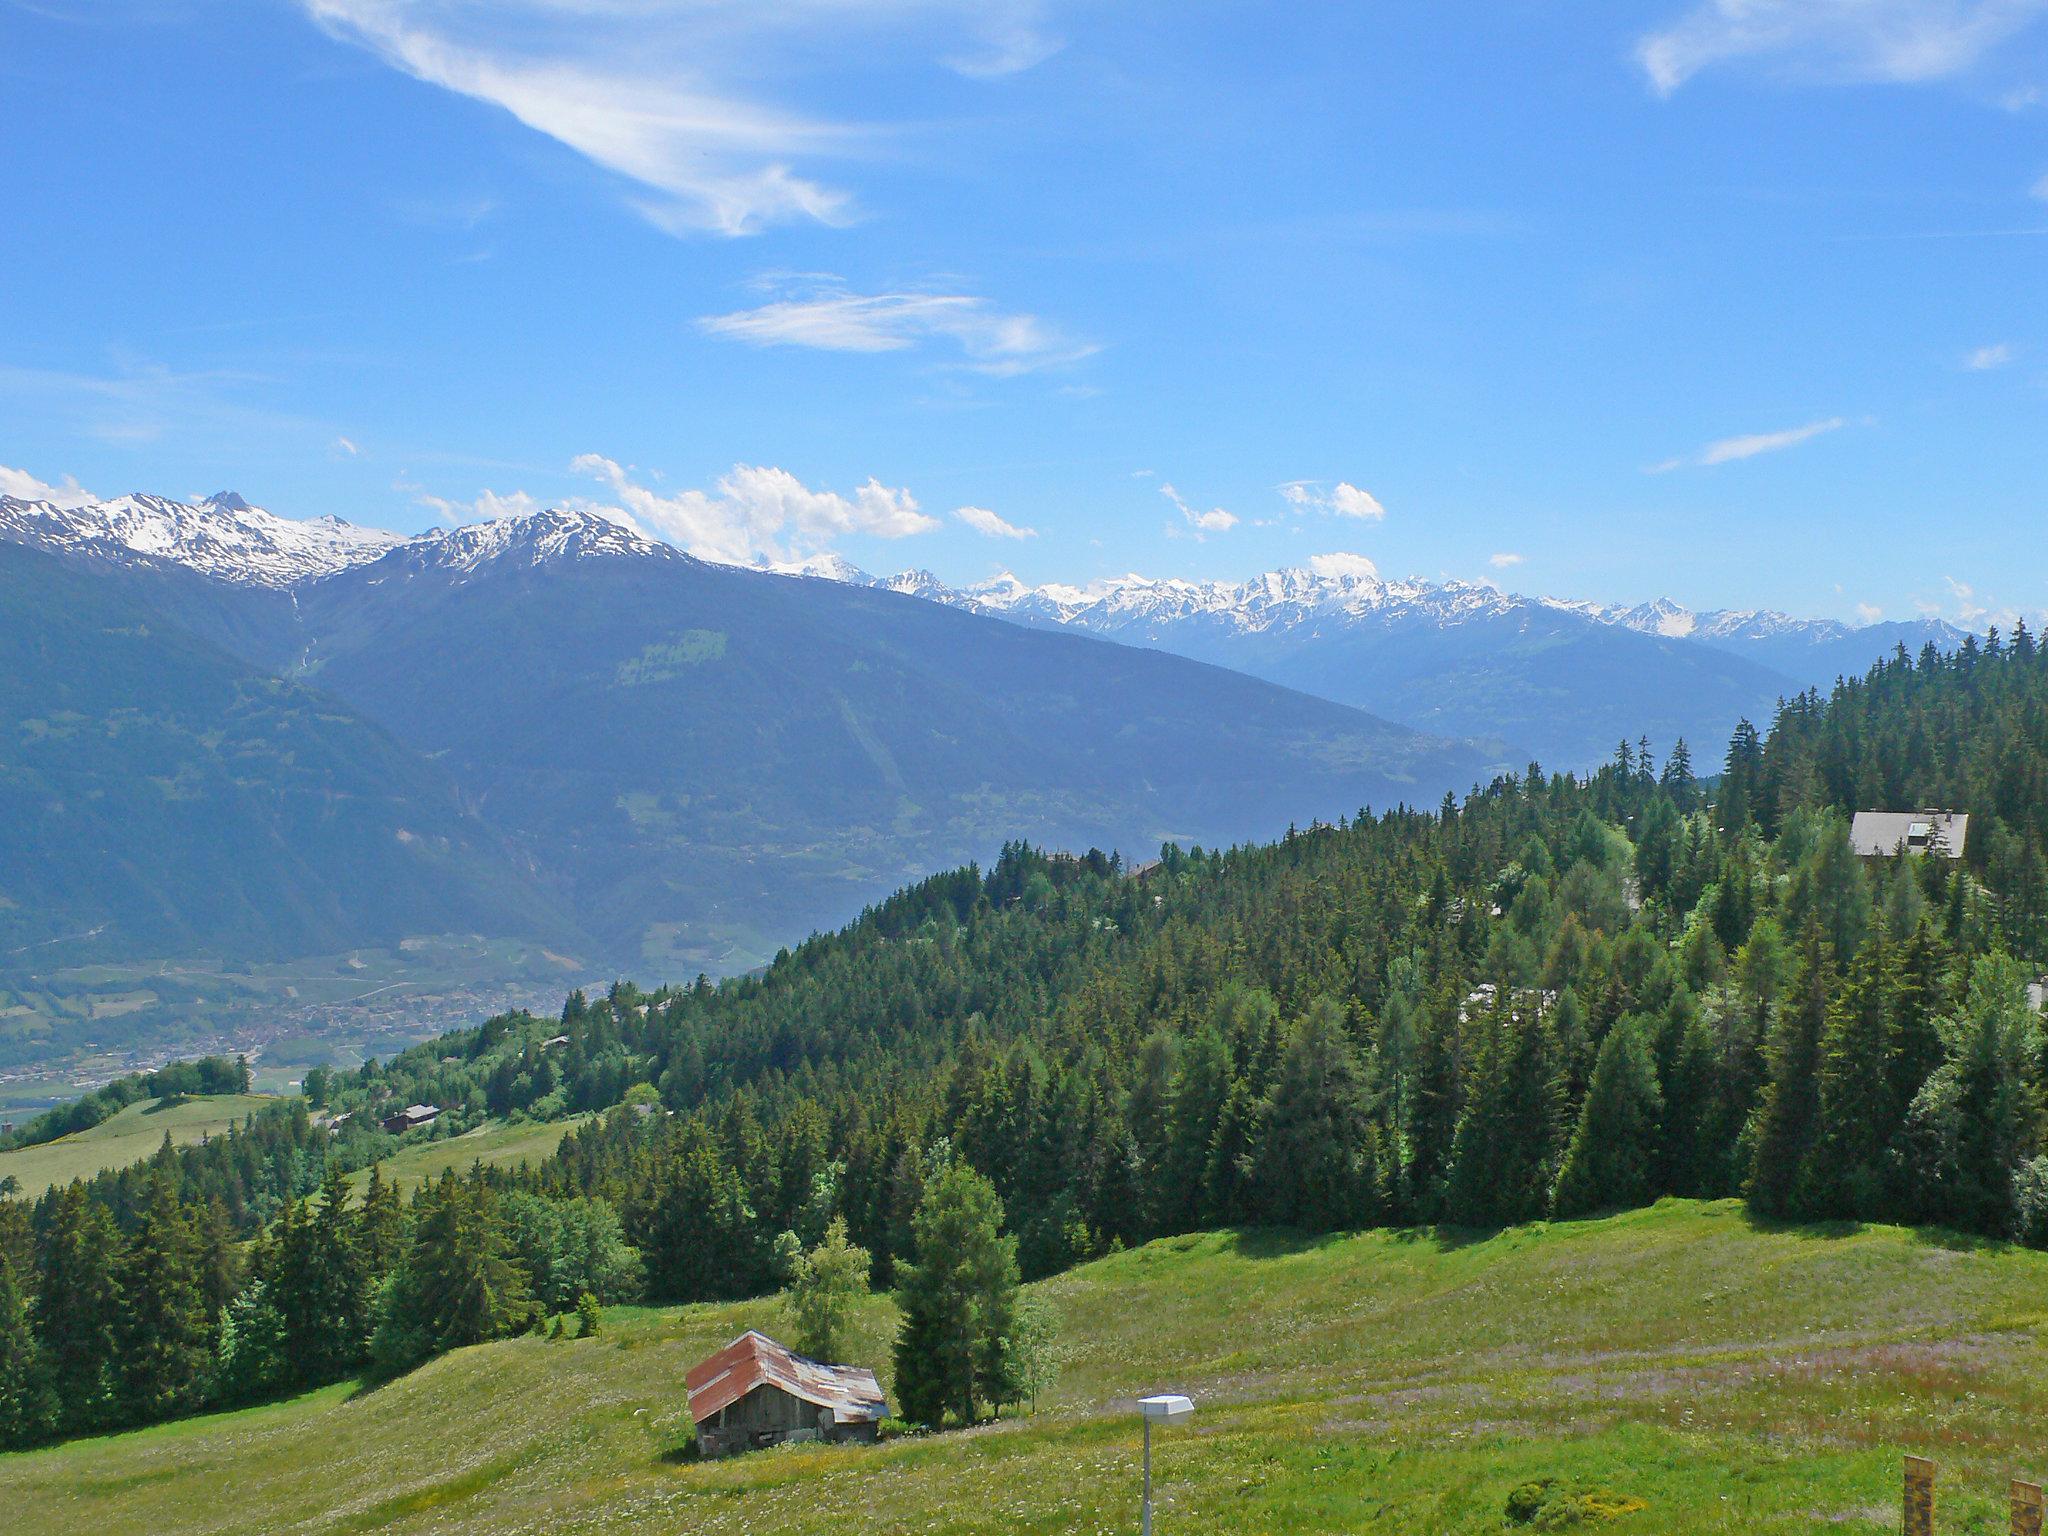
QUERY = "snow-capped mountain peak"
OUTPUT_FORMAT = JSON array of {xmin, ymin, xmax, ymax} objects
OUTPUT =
[
  {"xmin": 0, "ymin": 488, "xmax": 403, "ymax": 587},
  {"xmin": 388, "ymin": 508, "xmax": 678, "ymax": 577}
]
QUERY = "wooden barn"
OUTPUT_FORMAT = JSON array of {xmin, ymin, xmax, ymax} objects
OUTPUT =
[{"xmin": 686, "ymin": 1331, "xmax": 887, "ymax": 1458}]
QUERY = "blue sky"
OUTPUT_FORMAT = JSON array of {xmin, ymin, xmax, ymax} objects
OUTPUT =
[{"xmin": 2, "ymin": 0, "xmax": 2045, "ymax": 624}]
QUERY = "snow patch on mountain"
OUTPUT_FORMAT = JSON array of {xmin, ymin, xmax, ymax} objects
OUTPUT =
[
  {"xmin": 0, "ymin": 489, "xmax": 403, "ymax": 587},
  {"xmin": 388, "ymin": 508, "xmax": 679, "ymax": 577}
]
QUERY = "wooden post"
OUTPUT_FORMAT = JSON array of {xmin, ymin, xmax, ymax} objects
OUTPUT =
[
  {"xmin": 2011, "ymin": 1479, "xmax": 2043, "ymax": 1536},
  {"xmin": 1903, "ymin": 1456, "xmax": 1936, "ymax": 1536}
]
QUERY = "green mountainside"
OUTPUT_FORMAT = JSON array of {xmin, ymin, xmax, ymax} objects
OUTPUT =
[{"xmin": 0, "ymin": 540, "xmax": 575, "ymax": 970}]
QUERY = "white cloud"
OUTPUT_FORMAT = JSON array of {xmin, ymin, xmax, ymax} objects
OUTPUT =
[
  {"xmin": 2034, "ymin": 170, "xmax": 2048, "ymax": 198},
  {"xmin": 406, "ymin": 484, "xmax": 558, "ymax": 524},
  {"xmin": 700, "ymin": 279, "xmax": 1095, "ymax": 375},
  {"xmin": 1159, "ymin": 482, "xmax": 1237, "ymax": 538},
  {"xmin": 571, "ymin": 455, "xmax": 936, "ymax": 564},
  {"xmin": 1648, "ymin": 415, "xmax": 1845, "ymax": 471},
  {"xmin": 300, "ymin": 1, "xmax": 1057, "ymax": 236},
  {"xmin": 0, "ymin": 464, "xmax": 98, "ymax": 507},
  {"xmin": 1490, "ymin": 551, "xmax": 1526, "ymax": 569},
  {"xmin": 1855, "ymin": 601, "xmax": 1885, "ymax": 623},
  {"xmin": 1307, "ymin": 551, "xmax": 1380, "ymax": 581},
  {"xmin": 954, "ymin": 504, "xmax": 1036, "ymax": 540},
  {"xmin": 1639, "ymin": 0, "xmax": 2048, "ymax": 95},
  {"xmin": 1965, "ymin": 342, "xmax": 2016, "ymax": 369},
  {"xmin": 1278, "ymin": 479, "xmax": 1388, "ymax": 520},
  {"xmin": 332, "ymin": 435, "xmax": 362, "ymax": 456}
]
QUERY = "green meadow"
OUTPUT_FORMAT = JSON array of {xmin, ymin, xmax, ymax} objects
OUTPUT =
[
  {"xmin": 0, "ymin": 1094, "xmax": 276, "ymax": 1198},
  {"xmin": 6, "ymin": 1200, "xmax": 2041, "ymax": 1534},
  {"xmin": 346, "ymin": 1114, "xmax": 597, "ymax": 1198}
]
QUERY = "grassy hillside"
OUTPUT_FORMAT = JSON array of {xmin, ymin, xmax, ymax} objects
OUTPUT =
[
  {"xmin": 347, "ymin": 1113, "xmax": 596, "ymax": 1198},
  {"xmin": 0, "ymin": 1093, "xmax": 276, "ymax": 1198},
  {"xmin": 7, "ymin": 1201, "xmax": 2043, "ymax": 1534}
]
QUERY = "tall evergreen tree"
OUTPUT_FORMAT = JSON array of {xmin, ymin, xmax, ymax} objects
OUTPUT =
[
  {"xmin": 114, "ymin": 1172, "xmax": 211, "ymax": 1424},
  {"xmin": 892, "ymin": 1166, "xmax": 1021, "ymax": 1426},
  {"xmin": 1551, "ymin": 1018, "xmax": 1664, "ymax": 1218}
]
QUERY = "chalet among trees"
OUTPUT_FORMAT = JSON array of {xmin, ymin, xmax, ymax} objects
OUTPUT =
[
  {"xmin": 1849, "ymin": 810, "xmax": 1968, "ymax": 859},
  {"xmin": 380, "ymin": 1104, "xmax": 441, "ymax": 1135},
  {"xmin": 686, "ymin": 1331, "xmax": 887, "ymax": 1456}
]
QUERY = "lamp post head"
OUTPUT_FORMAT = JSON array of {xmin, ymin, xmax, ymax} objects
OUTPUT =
[{"xmin": 1138, "ymin": 1394, "xmax": 1194, "ymax": 1425}]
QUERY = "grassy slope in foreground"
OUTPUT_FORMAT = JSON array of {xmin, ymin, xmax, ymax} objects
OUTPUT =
[
  {"xmin": 0, "ymin": 1094, "xmax": 275, "ymax": 1198},
  {"xmin": 7, "ymin": 1199, "xmax": 2045, "ymax": 1535}
]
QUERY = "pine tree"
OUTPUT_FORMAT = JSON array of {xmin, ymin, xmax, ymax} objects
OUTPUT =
[
  {"xmin": 1801, "ymin": 926, "xmax": 1904, "ymax": 1218},
  {"xmin": 0, "ymin": 1205, "xmax": 40, "ymax": 1447},
  {"xmin": 1253, "ymin": 998, "xmax": 1377, "ymax": 1229},
  {"xmin": 1744, "ymin": 924, "xmax": 1832, "ymax": 1219},
  {"xmin": 1550, "ymin": 1018, "xmax": 1664, "ymax": 1217},
  {"xmin": 34, "ymin": 1185, "xmax": 121, "ymax": 1436},
  {"xmin": 1444, "ymin": 999, "xmax": 1563, "ymax": 1226},
  {"xmin": 114, "ymin": 1171, "xmax": 211, "ymax": 1424},
  {"xmin": 892, "ymin": 1166, "xmax": 1020, "ymax": 1427}
]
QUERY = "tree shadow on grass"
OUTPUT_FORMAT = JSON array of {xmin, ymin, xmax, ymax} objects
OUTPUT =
[
  {"xmin": 1735, "ymin": 1203, "xmax": 2021, "ymax": 1256},
  {"xmin": 1211, "ymin": 1220, "xmax": 1506, "ymax": 1263}
]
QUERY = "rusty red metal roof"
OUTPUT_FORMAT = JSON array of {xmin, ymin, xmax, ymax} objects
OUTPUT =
[{"xmin": 686, "ymin": 1331, "xmax": 887, "ymax": 1426}]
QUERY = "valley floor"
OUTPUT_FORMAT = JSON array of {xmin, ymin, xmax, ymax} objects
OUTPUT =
[{"xmin": 6, "ymin": 1200, "xmax": 2042, "ymax": 1534}]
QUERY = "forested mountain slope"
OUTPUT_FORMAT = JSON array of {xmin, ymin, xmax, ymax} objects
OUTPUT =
[
  {"xmin": 0, "ymin": 540, "xmax": 572, "ymax": 966},
  {"xmin": 9, "ymin": 627, "xmax": 2046, "ymax": 1452}
]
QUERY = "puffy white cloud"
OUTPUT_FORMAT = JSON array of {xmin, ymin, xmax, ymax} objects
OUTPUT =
[
  {"xmin": 1307, "ymin": 551, "xmax": 1380, "ymax": 581},
  {"xmin": 1278, "ymin": 479, "xmax": 1387, "ymax": 520},
  {"xmin": 0, "ymin": 464, "xmax": 97, "ymax": 507},
  {"xmin": 1966, "ymin": 342, "xmax": 2016, "ymax": 369},
  {"xmin": 954, "ymin": 504, "xmax": 1037, "ymax": 539},
  {"xmin": 1648, "ymin": 416, "xmax": 1845, "ymax": 472},
  {"xmin": 571, "ymin": 455, "xmax": 937, "ymax": 564},
  {"xmin": 701, "ymin": 279, "xmax": 1096, "ymax": 375},
  {"xmin": 1490, "ymin": 551, "xmax": 1526, "ymax": 569},
  {"xmin": 1159, "ymin": 482, "xmax": 1237, "ymax": 538},
  {"xmin": 1855, "ymin": 601, "xmax": 1886, "ymax": 623},
  {"xmin": 1639, "ymin": 0, "xmax": 2048, "ymax": 95},
  {"xmin": 300, "ymin": 1, "xmax": 1058, "ymax": 236}
]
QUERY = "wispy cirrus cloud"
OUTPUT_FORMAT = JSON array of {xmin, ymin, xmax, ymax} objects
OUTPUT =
[
  {"xmin": 299, "ymin": 1, "xmax": 1059, "ymax": 236},
  {"xmin": 1964, "ymin": 342, "xmax": 2016, "ymax": 369},
  {"xmin": 954, "ymin": 504, "xmax": 1036, "ymax": 539},
  {"xmin": 1490, "ymin": 551, "xmax": 1526, "ymax": 569},
  {"xmin": 1647, "ymin": 416, "xmax": 1846, "ymax": 472},
  {"xmin": 571, "ymin": 454, "xmax": 937, "ymax": 564},
  {"xmin": 1639, "ymin": 0, "xmax": 2048, "ymax": 95},
  {"xmin": 1278, "ymin": 479, "xmax": 1387, "ymax": 520},
  {"xmin": 700, "ymin": 278, "xmax": 1096, "ymax": 375}
]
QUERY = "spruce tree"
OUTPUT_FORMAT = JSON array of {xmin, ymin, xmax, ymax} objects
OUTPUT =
[
  {"xmin": 1744, "ymin": 924, "xmax": 1832, "ymax": 1219},
  {"xmin": 35, "ymin": 1185, "xmax": 121, "ymax": 1436},
  {"xmin": 114, "ymin": 1171, "xmax": 211, "ymax": 1424},
  {"xmin": 1551, "ymin": 1018, "xmax": 1664, "ymax": 1218},
  {"xmin": 1802, "ymin": 926, "xmax": 1904, "ymax": 1219},
  {"xmin": 1253, "ymin": 998, "xmax": 1377, "ymax": 1229}
]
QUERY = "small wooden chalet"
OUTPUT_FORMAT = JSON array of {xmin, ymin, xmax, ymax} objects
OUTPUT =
[
  {"xmin": 686, "ymin": 1331, "xmax": 887, "ymax": 1457},
  {"xmin": 381, "ymin": 1103, "xmax": 441, "ymax": 1135}
]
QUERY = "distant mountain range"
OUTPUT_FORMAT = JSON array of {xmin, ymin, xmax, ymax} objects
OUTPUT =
[
  {"xmin": 0, "ymin": 491, "xmax": 1496, "ymax": 1011},
  {"xmin": 780, "ymin": 553, "xmax": 1970, "ymax": 770}
]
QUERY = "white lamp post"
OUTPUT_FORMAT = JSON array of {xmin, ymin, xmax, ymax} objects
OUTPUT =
[{"xmin": 1137, "ymin": 1394, "xmax": 1194, "ymax": 1536}]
